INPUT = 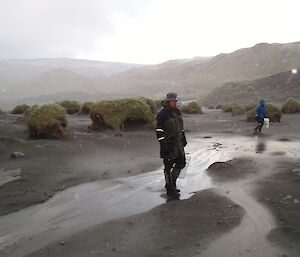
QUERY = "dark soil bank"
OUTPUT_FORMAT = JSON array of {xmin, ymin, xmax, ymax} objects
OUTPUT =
[
  {"xmin": 0, "ymin": 114, "xmax": 160, "ymax": 215},
  {"xmin": 255, "ymin": 160, "xmax": 300, "ymax": 254}
]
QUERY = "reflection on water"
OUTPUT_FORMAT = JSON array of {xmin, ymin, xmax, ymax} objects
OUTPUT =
[
  {"xmin": 255, "ymin": 140, "xmax": 266, "ymax": 153},
  {"xmin": 0, "ymin": 139, "xmax": 228, "ymax": 257}
]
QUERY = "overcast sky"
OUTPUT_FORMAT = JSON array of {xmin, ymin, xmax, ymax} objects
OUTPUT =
[{"xmin": 0, "ymin": 0, "xmax": 299, "ymax": 64}]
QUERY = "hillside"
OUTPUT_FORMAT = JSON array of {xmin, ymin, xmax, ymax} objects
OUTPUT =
[
  {"xmin": 98, "ymin": 42, "xmax": 300, "ymax": 99},
  {"xmin": 0, "ymin": 68, "xmax": 103, "ymax": 108},
  {"xmin": 203, "ymin": 69, "xmax": 300, "ymax": 105},
  {"xmin": 0, "ymin": 58, "xmax": 140, "ymax": 85}
]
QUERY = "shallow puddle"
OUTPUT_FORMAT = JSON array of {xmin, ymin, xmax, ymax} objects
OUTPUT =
[{"xmin": 0, "ymin": 138, "xmax": 230, "ymax": 257}]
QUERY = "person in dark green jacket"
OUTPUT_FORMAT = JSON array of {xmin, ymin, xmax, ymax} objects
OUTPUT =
[{"xmin": 156, "ymin": 93, "xmax": 187, "ymax": 199}]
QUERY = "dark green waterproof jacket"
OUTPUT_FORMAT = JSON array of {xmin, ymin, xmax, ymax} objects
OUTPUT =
[{"xmin": 156, "ymin": 101, "xmax": 187, "ymax": 158}]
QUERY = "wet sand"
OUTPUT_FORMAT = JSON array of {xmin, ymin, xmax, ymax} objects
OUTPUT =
[{"xmin": 0, "ymin": 110, "xmax": 300, "ymax": 256}]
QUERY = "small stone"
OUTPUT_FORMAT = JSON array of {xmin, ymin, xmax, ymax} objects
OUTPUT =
[
  {"xmin": 60, "ymin": 241, "xmax": 65, "ymax": 245},
  {"xmin": 10, "ymin": 152, "xmax": 25, "ymax": 159},
  {"xmin": 286, "ymin": 195, "xmax": 292, "ymax": 199}
]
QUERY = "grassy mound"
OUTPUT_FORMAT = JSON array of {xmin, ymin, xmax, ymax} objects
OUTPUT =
[
  {"xmin": 181, "ymin": 101, "xmax": 203, "ymax": 114},
  {"xmin": 154, "ymin": 99, "xmax": 163, "ymax": 110},
  {"xmin": 246, "ymin": 103, "xmax": 281, "ymax": 122},
  {"xmin": 222, "ymin": 103, "xmax": 245, "ymax": 116},
  {"xmin": 59, "ymin": 100, "xmax": 81, "ymax": 114},
  {"xmin": 136, "ymin": 97, "xmax": 157, "ymax": 115},
  {"xmin": 281, "ymin": 97, "xmax": 300, "ymax": 114},
  {"xmin": 216, "ymin": 104, "xmax": 223, "ymax": 109},
  {"xmin": 222, "ymin": 103, "xmax": 234, "ymax": 112},
  {"xmin": 80, "ymin": 101, "xmax": 95, "ymax": 115},
  {"xmin": 27, "ymin": 104, "xmax": 67, "ymax": 139},
  {"xmin": 90, "ymin": 98, "xmax": 155, "ymax": 132},
  {"xmin": 231, "ymin": 104, "xmax": 246, "ymax": 116},
  {"xmin": 244, "ymin": 102, "xmax": 257, "ymax": 111},
  {"xmin": 12, "ymin": 104, "xmax": 30, "ymax": 114}
]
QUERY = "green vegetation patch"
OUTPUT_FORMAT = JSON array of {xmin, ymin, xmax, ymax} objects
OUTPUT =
[
  {"xmin": 80, "ymin": 101, "xmax": 95, "ymax": 115},
  {"xmin": 59, "ymin": 100, "xmax": 81, "ymax": 114},
  {"xmin": 154, "ymin": 99, "xmax": 163, "ymax": 110},
  {"xmin": 244, "ymin": 102, "xmax": 257, "ymax": 111},
  {"xmin": 90, "ymin": 98, "xmax": 155, "ymax": 132},
  {"xmin": 281, "ymin": 97, "xmax": 300, "ymax": 114},
  {"xmin": 136, "ymin": 97, "xmax": 157, "ymax": 115},
  {"xmin": 12, "ymin": 104, "xmax": 30, "ymax": 114},
  {"xmin": 27, "ymin": 104, "xmax": 67, "ymax": 139},
  {"xmin": 180, "ymin": 101, "xmax": 203, "ymax": 114},
  {"xmin": 222, "ymin": 103, "xmax": 246, "ymax": 116},
  {"xmin": 246, "ymin": 103, "xmax": 281, "ymax": 122}
]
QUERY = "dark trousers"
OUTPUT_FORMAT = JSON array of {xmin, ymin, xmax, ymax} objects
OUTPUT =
[
  {"xmin": 255, "ymin": 117, "xmax": 264, "ymax": 132},
  {"xmin": 163, "ymin": 154, "xmax": 186, "ymax": 185}
]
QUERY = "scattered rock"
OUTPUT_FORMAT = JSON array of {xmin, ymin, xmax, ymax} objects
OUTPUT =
[
  {"xmin": 60, "ymin": 241, "xmax": 65, "ymax": 246},
  {"xmin": 207, "ymin": 161, "xmax": 231, "ymax": 170},
  {"xmin": 278, "ymin": 138, "xmax": 290, "ymax": 142},
  {"xmin": 10, "ymin": 152, "xmax": 25, "ymax": 159}
]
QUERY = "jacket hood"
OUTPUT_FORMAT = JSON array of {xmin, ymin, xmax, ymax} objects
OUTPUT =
[{"xmin": 260, "ymin": 99, "xmax": 265, "ymax": 106}]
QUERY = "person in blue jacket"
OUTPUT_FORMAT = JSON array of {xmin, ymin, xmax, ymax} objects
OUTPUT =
[{"xmin": 254, "ymin": 99, "xmax": 268, "ymax": 133}]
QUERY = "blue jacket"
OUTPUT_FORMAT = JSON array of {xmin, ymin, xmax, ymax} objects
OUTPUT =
[{"xmin": 256, "ymin": 101, "xmax": 267, "ymax": 118}]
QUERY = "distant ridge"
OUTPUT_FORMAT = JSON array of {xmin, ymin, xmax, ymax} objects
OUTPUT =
[{"xmin": 203, "ymin": 69, "xmax": 300, "ymax": 105}]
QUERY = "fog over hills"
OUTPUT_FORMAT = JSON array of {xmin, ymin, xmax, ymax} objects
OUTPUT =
[
  {"xmin": 0, "ymin": 59, "xmax": 141, "ymax": 108},
  {"xmin": 99, "ymin": 42, "xmax": 300, "ymax": 99},
  {"xmin": 1, "ymin": 42, "xmax": 300, "ymax": 109},
  {"xmin": 0, "ymin": 58, "xmax": 141, "ymax": 84}
]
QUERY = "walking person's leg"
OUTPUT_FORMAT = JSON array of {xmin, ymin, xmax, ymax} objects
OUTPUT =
[
  {"xmin": 258, "ymin": 117, "xmax": 264, "ymax": 132},
  {"xmin": 163, "ymin": 158, "xmax": 179, "ymax": 198},
  {"xmin": 255, "ymin": 117, "xmax": 264, "ymax": 132},
  {"xmin": 171, "ymin": 154, "xmax": 186, "ymax": 191}
]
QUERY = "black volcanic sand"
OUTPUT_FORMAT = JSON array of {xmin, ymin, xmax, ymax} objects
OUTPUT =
[
  {"xmin": 0, "ymin": 114, "xmax": 160, "ymax": 216},
  {"xmin": 25, "ymin": 189, "xmax": 244, "ymax": 257},
  {"xmin": 207, "ymin": 158, "xmax": 258, "ymax": 181},
  {"xmin": 1, "ymin": 110, "xmax": 300, "ymax": 257},
  {"xmin": 255, "ymin": 160, "xmax": 300, "ymax": 254}
]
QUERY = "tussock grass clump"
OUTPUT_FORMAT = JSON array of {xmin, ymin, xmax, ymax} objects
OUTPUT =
[
  {"xmin": 216, "ymin": 104, "xmax": 224, "ymax": 109},
  {"xmin": 208, "ymin": 105, "xmax": 215, "ymax": 109},
  {"xmin": 154, "ymin": 99, "xmax": 163, "ymax": 110},
  {"xmin": 136, "ymin": 97, "xmax": 157, "ymax": 115},
  {"xmin": 222, "ymin": 103, "xmax": 237, "ymax": 112},
  {"xmin": 281, "ymin": 97, "xmax": 300, "ymax": 114},
  {"xmin": 231, "ymin": 104, "xmax": 246, "ymax": 116},
  {"xmin": 221, "ymin": 103, "xmax": 245, "ymax": 116},
  {"xmin": 27, "ymin": 104, "xmax": 67, "ymax": 139},
  {"xmin": 181, "ymin": 101, "xmax": 203, "ymax": 114},
  {"xmin": 12, "ymin": 104, "xmax": 30, "ymax": 114},
  {"xmin": 80, "ymin": 102, "xmax": 95, "ymax": 115},
  {"xmin": 59, "ymin": 100, "xmax": 81, "ymax": 114},
  {"xmin": 24, "ymin": 104, "xmax": 39, "ymax": 119},
  {"xmin": 90, "ymin": 98, "xmax": 155, "ymax": 132},
  {"xmin": 244, "ymin": 102, "xmax": 257, "ymax": 111},
  {"xmin": 246, "ymin": 103, "xmax": 281, "ymax": 122}
]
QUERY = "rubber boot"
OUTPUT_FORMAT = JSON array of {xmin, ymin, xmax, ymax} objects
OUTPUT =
[
  {"xmin": 173, "ymin": 182, "xmax": 180, "ymax": 192},
  {"xmin": 165, "ymin": 183, "xmax": 179, "ymax": 199}
]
